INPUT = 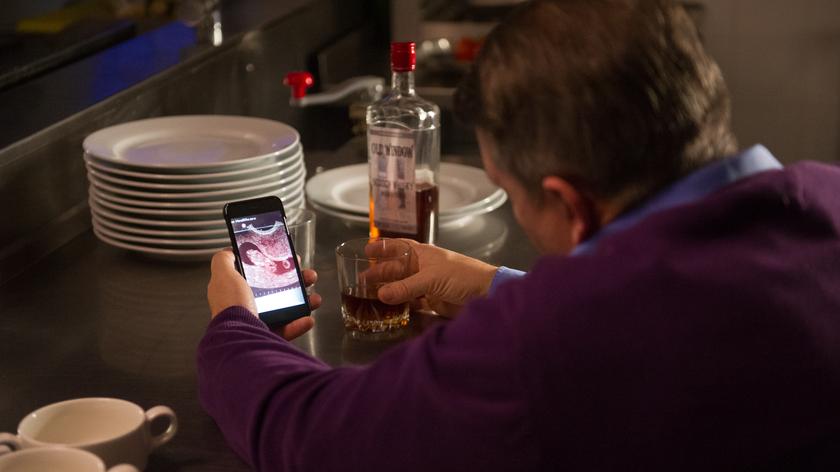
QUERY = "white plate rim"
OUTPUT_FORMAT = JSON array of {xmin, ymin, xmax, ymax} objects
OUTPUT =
[
  {"xmin": 305, "ymin": 162, "xmax": 505, "ymax": 217},
  {"xmin": 87, "ymin": 164, "xmax": 306, "ymax": 200},
  {"xmin": 83, "ymin": 115, "xmax": 300, "ymax": 171},
  {"xmin": 85, "ymin": 160, "xmax": 304, "ymax": 192},
  {"xmin": 308, "ymin": 199, "xmax": 489, "ymax": 230},
  {"xmin": 91, "ymin": 188, "xmax": 305, "ymax": 217},
  {"xmin": 93, "ymin": 226, "xmax": 224, "ymax": 257},
  {"xmin": 83, "ymin": 150, "xmax": 304, "ymax": 186},
  {"xmin": 84, "ymin": 145, "xmax": 303, "ymax": 179},
  {"xmin": 318, "ymin": 186, "xmax": 508, "ymax": 219},
  {"xmin": 89, "ymin": 198, "xmax": 225, "ymax": 228},
  {"xmin": 93, "ymin": 220, "xmax": 230, "ymax": 246},
  {"xmin": 92, "ymin": 212, "xmax": 227, "ymax": 238},
  {"xmin": 90, "ymin": 177, "xmax": 304, "ymax": 209}
]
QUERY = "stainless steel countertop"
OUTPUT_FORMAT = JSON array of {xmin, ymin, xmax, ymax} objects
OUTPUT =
[{"xmin": 0, "ymin": 141, "xmax": 539, "ymax": 470}]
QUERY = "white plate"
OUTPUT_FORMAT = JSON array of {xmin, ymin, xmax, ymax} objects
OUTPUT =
[
  {"xmin": 89, "ymin": 176, "xmax": 304, "ymax": 209},
  {"xmin": 93, "ymin": 220, "xmax": 229, "ymax": 246},
  {"xmin": 87, "ymin": 163, "xmax": 305, "ymax": 200},
  {"xmin": 91, "ymin": 188, "xmax": 305, "ymax": 219},
  {"xmin": 83, "ymin": 149, "xmax": 303, "ymax": 186},
  {"xmin": 281, "ymin": 193, "xmax": 306, "ymax": 211},
  {"xmin": 308, "ymin": 198, "xmax": 496, "ymax": 230},
  {"xmin": 92, "ymin": 182, "xmax": 303, "ymax": 209},
  {"xmin": 89, "ymin": 198, "xmax": 225, "ymax": 229},
  {"xmin": 308, "ymin": 182, "xmax": 506, "ymax": 222},
  {"xmin": 83, "ymin": 146, "xmax": 302, "ymax": 182},
  {"xmin": 85, "ymin": 159, "xmax": 304, "ymax": 192},
  {"xmin": 92, "ymin": 213, "xmax": 227, "ymax": 238},
  {"xmin": 440, "ymin": 212, "xmax": 511, "ymax": 259},
  {"xmin": 93, "ymin": 227, "xmax": 223, "ymax": 259},
  {"xmin": 305, "ymin": 162, "xmax": 506, "ymax": 218},
  {"xmin": 83, "ymin": 115, "xmax": 299, "ymax": 172}
]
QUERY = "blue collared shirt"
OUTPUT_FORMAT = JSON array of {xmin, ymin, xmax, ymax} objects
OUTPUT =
[{"xmin": 489, "ymin": 145, "xmax": 783, "ymax": 292}]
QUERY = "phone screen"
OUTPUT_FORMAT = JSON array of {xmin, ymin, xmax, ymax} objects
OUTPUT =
[{"xmin": 229, "ymin": 210, "xmax": 307, "ymax": 315}]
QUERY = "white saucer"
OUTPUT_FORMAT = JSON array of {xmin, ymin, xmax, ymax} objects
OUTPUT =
[
  {"xmin": 84, "ymin": 116, "xmax": 300, "ymax": 172},
  {"xmin": 305, "ymin": 162, "xmax": 506, "ymax": 218}
]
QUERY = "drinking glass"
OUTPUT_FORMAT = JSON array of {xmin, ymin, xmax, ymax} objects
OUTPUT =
[
  {"xmin": 285, "ymin": 208, "xmax": 316, "ymax": 271},
  {"xmin": 335, "ymin": 238, "xmax": 411, "ymax": 338}
]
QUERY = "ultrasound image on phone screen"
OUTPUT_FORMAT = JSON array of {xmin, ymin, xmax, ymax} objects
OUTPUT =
[{"xmin": 230, "ymin": 211, "xmax": 306, "ymax": 314}]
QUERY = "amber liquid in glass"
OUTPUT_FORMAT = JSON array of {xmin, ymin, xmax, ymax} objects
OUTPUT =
[{"xmin": 340, "ymin": 286, "xmax": 409, "ymax": 333}]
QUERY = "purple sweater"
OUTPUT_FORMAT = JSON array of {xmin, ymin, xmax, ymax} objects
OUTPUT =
[{"xmin": 198, "ymin": 161, "xmax": 840, "ymax": 471}]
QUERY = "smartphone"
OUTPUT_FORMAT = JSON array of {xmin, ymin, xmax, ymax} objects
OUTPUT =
[{"xmin": 223, "ymin": 196, "xmax": 310, "ymax": 328}]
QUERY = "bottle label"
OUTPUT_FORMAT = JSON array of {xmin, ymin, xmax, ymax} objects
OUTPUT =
[{"xmin": 368, "ymin": 126, "xmax": 417, "ymax": 234}]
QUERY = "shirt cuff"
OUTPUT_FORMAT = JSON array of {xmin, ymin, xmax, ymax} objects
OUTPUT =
[{"xmin": 489, "ymin": 266, "xmax": 526, "ymax": 294}]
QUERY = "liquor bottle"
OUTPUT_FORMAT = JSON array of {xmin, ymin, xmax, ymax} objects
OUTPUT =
[{"xmin": 367, "ymin": 41, "xmax": 440, "ymax": 244}]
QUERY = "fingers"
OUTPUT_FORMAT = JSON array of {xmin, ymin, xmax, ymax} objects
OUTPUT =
[
  {"xmin": 359, "ymin": 259, "xmax": 411, "ymax": 286},
  {"xmin": 302, "ymin": 269, "xmax": 318, "ymax": 287},
  {"xmin": 378, "ymin": 272, "xmax": 433, "ymax": 305},
  {"xmin": 207, "ymin": 249, "xmax": 257, "ymax": 318},
  {"xmin": 301, "ymin": 269, "xmax": 321, "ymax": 309},
  {"xmin": 395, "ymin": 238, "xmax": 421, "ymax": 248},
  {"xmin": 308, "ymin": 292, "xmax": 322, "ymax": 311},
  {"xmin": 277, "ymin": 316, "xmax": 315, "ymax": 340}
]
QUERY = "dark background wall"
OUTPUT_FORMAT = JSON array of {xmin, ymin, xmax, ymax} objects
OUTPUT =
[{"xmin": 700, "ymin": 0, "xmax": 840, "ymax": 163}]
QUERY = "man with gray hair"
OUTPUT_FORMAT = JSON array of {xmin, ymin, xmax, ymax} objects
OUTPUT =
[{"xmin": 199, "ymin": 1, "xmax": 840, "ymax": 470}]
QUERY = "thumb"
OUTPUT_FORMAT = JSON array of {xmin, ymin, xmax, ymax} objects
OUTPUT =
[
  {"xmin": 210, "ymin": 248, "xmax": 236, "ymax": 272},
  {"xmin": 378, "ymin": 272, "xmax": 433, "ymax": 304},
  {"xmin": 211, "ymin": 249, "xmax": 240, "ymax": 279}
]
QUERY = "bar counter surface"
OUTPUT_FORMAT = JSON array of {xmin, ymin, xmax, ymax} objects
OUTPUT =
[{"xmin": 0, "ymin": 145, "xmax": 539, "ymax": 471}]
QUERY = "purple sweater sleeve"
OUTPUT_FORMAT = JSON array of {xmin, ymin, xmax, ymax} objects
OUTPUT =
[{"xmin": 197, "ymin": 299, "xmax": 537, "ymax": 471}]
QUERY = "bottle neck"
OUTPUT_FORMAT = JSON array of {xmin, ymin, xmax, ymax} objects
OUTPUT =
[{"xmin": 391, "ymin": 70, "xmax": 415, "ymax": 95}]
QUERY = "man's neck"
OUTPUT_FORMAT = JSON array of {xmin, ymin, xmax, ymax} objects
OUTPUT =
[
  {"xmin": 571, "ymin": 146, "xmax": 782, "ymax": 256},
  {"xmin": 593, "ymin": 185, "xmax": 649, "ymax": 229}
]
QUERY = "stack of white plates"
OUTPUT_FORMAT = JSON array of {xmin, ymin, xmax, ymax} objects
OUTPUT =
[
  {"xmin": 305, "ymin": 162, "xmax": 506, "ymax": 229},
  {"xmin": 84, "ymin": 115, "xmax": 306, "ymax": 259}
]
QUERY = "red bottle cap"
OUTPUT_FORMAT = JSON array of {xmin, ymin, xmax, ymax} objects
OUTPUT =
[
  {"xmin": 283, "ymin": 71, "xmax": 314, "ymax": 99},
  {"xmin": 390, "ymin": 42, "xmax": 416, "ymax": 72}
]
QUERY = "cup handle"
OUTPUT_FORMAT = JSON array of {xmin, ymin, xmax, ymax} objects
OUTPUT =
[
  {"xmin": 145, "ymin": 406, "xmax": 178, "ymax": 450},
  {"xmin": 108, "ymin": 464, "xmax": 140, "ymax": 472},
  {"xmin": 0, "ymin": 433, "xmax": 21, "ymax": 455}
]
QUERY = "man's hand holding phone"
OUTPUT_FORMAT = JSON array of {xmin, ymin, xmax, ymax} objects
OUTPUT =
[
  {"xmin": 208, "ymin": 250, "xmax": 321, "ymax": 340},
  {"xmin": 222, "ymin": 196, "xmax": 313, "ymax": 330}
]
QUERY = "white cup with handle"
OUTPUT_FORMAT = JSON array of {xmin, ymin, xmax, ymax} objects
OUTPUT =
[
  {"xmin": 0, "ymin": 446, "xmax": 139, "ymax": 472},
  {"xmin": 0, "ymin": 398, "xmax": 177, "ymax": 470}
]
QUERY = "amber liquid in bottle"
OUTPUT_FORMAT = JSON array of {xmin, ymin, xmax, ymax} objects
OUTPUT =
[
  {"xmin": 367, "ymin": 42, "xmax": 440, "ymax": 245},
  {"xmin": 370, "ymin": 183, "xmax": 438, "ymax": 243}
]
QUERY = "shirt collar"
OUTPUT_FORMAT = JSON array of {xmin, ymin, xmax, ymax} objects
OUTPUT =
[{"xmin": 571, "ymin": 145, "xmax": 783, "ymax": 256}]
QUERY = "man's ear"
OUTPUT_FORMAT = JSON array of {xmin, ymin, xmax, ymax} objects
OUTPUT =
[{"xmin": 541, "ymin": 176, "xmax": 599, "ymax": 245}]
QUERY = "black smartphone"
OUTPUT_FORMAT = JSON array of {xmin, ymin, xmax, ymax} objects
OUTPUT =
[{"xmin": 223, "ymin": 196, "xmax": 311, "ymax": 328}]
